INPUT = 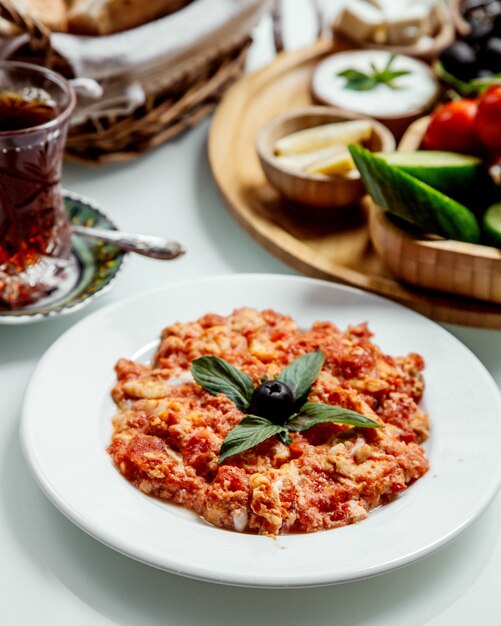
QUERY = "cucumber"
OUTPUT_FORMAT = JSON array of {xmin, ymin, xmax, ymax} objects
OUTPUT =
[
  {"xmin": 349, "ymin": 145, "xmax": 481, "ymax": 243},
  {"xmin": 377, "ymin": 151, "xmax": 499, "ymax": 214},
  {"xmin": 482, "ymin": 202, "xmax": 501, "ymax": 246}
]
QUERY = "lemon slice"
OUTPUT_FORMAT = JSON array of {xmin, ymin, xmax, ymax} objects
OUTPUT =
[
  {"xmin": 275, "ymin": 146, "xmax": 347, "ymax": 171},
  {"xmin": 275, "ymin": 120, "xmax": 372, "ymax": 156},
  {"xmin": 304, "ymin": 149, "xmax": 355, "ymax": 176}
]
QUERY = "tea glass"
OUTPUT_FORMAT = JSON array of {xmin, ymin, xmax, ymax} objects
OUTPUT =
[{"xmin": 0, "ymin": 60, "xmax": 76, "ymax": 308}]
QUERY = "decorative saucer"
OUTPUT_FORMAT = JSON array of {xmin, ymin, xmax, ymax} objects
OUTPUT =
[{"xmin": 0, "ymin": 191, "xmax": 126, "ymax": 324}]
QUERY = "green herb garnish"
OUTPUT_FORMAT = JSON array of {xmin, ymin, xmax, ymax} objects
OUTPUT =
[
  {"xmin": 287, "ymin": 402, "xmax": 381, "ymax": 431},
  {"xmin": 191, "ymin": 351, "xmax": 382, "ymax": 463},
  {"xmin": 276, "ymin": 350, "xmax": 325, "ymax": 406},
  {"xmin": 338, "ymin": 55, "xmax": 410, "ymax": 92},
  {"xmin": 219, "ymin": 415, "xmax": 289, "ymax": 464},
  {"xmin": 191, "ymin": 355, "xmax": 254, "ymax": 410}
]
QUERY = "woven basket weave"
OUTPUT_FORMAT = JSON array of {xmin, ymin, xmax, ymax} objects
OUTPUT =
[{"xmin": 0, "ymin": 1, "xmax": 252, "ymax": 164}]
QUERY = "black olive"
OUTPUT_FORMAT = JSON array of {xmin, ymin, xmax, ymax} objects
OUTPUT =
[
  {"xmin": 249, "ymin": 380, "xmax": 294, "ymax": 423},
  {"xmin": 463, "ymin": 0, "xmax": 501, "ymax": 23},
  {"xmin": 464, "ymin": 19, "xmax": 494, "ymax": 44},
  {"xmin": 462, "ymin": 0, "xmax": 493, "ymax": 12},
  {"xmin": 479, "ymin": 37, "xmax": 501, "ymax": 72},
  {"xmin": 477, "ymin": 68, "xmax": 495, "ymax": 77},
  {"xmin": 439, "ymin": 42, "xmax": 479, "ymax": 80},
  {"xmin": 488, "ymin": 0, "xmax": 501, "ymax": 18},
  {"xmin": 494, "ymin": 11, "xmax": 501, "ymax": 36}
]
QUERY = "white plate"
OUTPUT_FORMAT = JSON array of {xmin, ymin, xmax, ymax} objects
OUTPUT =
[{"xmin": 21, "ymin": 274, "xmax": 501, "ymax": 588}]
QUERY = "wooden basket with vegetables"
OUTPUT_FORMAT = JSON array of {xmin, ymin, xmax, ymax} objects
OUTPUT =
[
  {"xmin": 0, "ymin": 0, "xmax": 266, "ymax": 164},
  {"xmin": 358, "ymin": 76, "xmax": 501, "ymax": 305}
]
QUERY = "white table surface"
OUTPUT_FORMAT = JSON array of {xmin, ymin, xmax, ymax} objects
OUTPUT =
[{"xmin": 2, "ymin": 4, "xmax": 501, "ymax": 625}]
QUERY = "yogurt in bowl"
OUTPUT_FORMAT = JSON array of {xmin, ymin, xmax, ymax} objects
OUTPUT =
[{"xmin": 311, "ymin": 50, "xmax": 440, "ymax": 138}]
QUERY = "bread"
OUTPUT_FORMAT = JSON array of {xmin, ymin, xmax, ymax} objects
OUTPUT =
[
  {"xmin": 68, "ymin": 0, "xmax": 192, "ymax": 35},
  {"xmin": 10, "ymin": 0, "xmax": 68, "ymax": 32}
]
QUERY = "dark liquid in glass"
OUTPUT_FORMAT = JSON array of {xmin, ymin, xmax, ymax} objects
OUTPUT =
[
  {"xmin": 0, "ymin": 91, "xmax": 58, "ymax": 130},
  {"xmin": 0, "ymin": 91, "xmax": 71, "ymax": 300}
]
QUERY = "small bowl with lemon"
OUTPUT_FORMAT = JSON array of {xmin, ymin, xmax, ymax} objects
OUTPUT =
[{"xmin": 256, "ymin": 107, "xmax": 395, "ymax": 215}]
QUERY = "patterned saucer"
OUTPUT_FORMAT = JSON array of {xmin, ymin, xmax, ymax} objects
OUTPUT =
[{"xmin": 0, "ymin": 191, "xmax": 126, "ymax": 324}]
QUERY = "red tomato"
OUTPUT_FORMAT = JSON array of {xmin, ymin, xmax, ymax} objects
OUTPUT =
[
  {"xmin": 474, "ymin": 86, "xmax": 501, "ymax": 151},
  {"xmin": 422, "ymin": 99, "xmax": 479, "ymax": 154}
]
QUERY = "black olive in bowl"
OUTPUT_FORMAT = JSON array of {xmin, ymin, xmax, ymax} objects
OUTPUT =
[
  {"xmin": 479, "ymin": 37, "xmax": 501, "ymax": 72},
  {"xmin": 439, "ymin": 41, "xmax": 479, "ymax": 80},
  {"xmin": 464, "ymin": 18, "xmax": 494, "ymax": 44}
]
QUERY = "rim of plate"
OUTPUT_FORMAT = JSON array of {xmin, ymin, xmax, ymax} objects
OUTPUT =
[{"xmin": 20, "ymin": 274, "xmax": 501, "ymax": 587}]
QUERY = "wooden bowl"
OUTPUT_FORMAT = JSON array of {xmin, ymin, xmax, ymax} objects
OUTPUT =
[
  {"xmin": 369, "ymin": 201, "xmax": 501, "ymax": 304},
  {"xmin": 332, "ymin": 2, "xmax": 455, "ymax": 62},
  {"xmin": 256, "ymin": 107, "xmax": 395, "ymax": 214},
  {"xmin": 398, "ymin": 116, "xmax": 430, "ymax": 151}
]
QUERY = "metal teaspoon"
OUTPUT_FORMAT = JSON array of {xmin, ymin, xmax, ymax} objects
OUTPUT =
[{"xmin": 72, "ymin": 224, "xmax": 186, "ymax": 260}]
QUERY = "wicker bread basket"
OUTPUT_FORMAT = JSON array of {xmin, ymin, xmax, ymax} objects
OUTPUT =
[{"xmin": 0, "ymin": 1, "xmax": 255, "ymax": 164}]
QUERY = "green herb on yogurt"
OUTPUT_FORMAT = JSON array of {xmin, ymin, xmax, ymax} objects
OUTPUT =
[
  {"xmin": 338, "ymin": 55, "xmax": 410, "ymax": 91},
  {"xmin": 191, "ymin": 351, "xmax": 382, "ymax": 463}
]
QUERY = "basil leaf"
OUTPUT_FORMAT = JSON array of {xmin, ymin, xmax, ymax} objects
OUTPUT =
[
  {"xmin": 219, "ymin": 415, "xmax": 287, "ymax": 463},
  {"xmin": 337, "ymin": 69, "xmax": 376, "ymax": 91},
  {"xmin": 338, "ymin": 56, "xmax": 410, "ymax": 92},
  {"xmin": 377, "ymin": 69, "xmax": 410, "ymax": 88},
  {"xmin": 385, "ymin": 70, "xmax": 410, "ymax": 80},
  {"xmin": 278, "ymin": 430, "xmax": 293, "ymax": 445},
  {"xmin": 191, "ymin": 356, "xmax": 254, "ymax": 410},
  {"xmin": 338, "ymin": 69, "xmax": 369, "ymax": 81},
  {"xmin": 286, "ymin": 402, "xmax": 382, "ymax": 432},
  {"xmin": 384, "ymin": 53, "xmax": 396, "ymax": 72},
  {"xmin": 277, "ymin": 350, "xmax": 325, "ymax": 404}
]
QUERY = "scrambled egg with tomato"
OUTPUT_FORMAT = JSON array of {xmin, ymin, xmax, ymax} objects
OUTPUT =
[{"xmin": 108, "ymin": 308, "xmax": 429, "ymax": 535}]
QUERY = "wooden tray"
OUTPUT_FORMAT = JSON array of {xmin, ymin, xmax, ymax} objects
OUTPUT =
[{"xmin": 208, "ymin": 40, "xmax": 501, "ymax": 329}]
